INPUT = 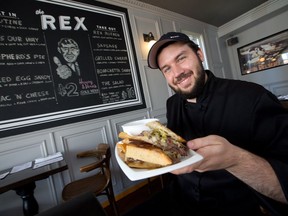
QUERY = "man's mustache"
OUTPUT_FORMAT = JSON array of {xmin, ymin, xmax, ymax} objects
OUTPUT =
[{"xmin": 175, "ymin": 72, "xmax": 192, "ymax": 83}]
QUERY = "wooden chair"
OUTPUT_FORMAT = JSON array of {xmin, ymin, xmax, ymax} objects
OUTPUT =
[{"xmin": 62, "ymin": 143, "xmax": 118, "ymax": 216}]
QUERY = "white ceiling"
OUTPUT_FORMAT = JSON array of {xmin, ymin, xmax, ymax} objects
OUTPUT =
[{"xmin": 136, "ymin": 0, "xmax": 268, "ymax": 27}]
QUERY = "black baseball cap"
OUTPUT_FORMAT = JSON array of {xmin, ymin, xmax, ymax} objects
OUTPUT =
[{"xmin": 147, "ymin": 32, "xmax": 198, "ymax": 69}]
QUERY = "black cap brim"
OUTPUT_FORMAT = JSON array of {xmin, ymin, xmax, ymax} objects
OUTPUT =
[{"xmin": 147, "ymin": 32, "xmax": 195, "ymax": 69}]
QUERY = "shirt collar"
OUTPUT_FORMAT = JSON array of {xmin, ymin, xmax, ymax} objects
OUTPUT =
[{"xmin": 196, "ymin": 70, "xmax": 215, "ymax": 103}]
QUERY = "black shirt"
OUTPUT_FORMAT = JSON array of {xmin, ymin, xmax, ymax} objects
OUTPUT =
[{"xmin": 166, "ymin": 71, "xmax": 288, "ymax": 215}]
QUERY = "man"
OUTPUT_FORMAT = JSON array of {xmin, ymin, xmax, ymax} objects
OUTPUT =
[
  {"xmin": 54, "ymin": 38, "xmax": 81, "ymax": 79},
  {"xmin": 145, "ymin": 32, "xmax": 288, "ymax": 215}
]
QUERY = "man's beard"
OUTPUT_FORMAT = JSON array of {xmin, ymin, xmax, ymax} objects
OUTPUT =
[{"xmin": 170, "ymin": 67, "xmax": 206, "ymax": 100}]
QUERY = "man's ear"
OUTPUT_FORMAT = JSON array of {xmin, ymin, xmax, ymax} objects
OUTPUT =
[
  {"xmin": 57, "ymin": 47, "xmax": 61, "ymax": 54},
  {"xmin": 196, "ymin": 49, "xmax": 204, "ymax": 62}
]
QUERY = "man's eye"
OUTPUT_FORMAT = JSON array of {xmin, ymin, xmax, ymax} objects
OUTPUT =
[
  {"xmin": 177, "ymin": 56, "xmax": 185, "ymax": 63},
  {"xmin": 162, "ymin": 67, "xmax": 171, "ymax": 74}
]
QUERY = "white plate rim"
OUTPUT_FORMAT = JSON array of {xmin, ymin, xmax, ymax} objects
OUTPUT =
[{"xmin": 115, "ymin": 143, "xmax": 203, "ymax": 181}]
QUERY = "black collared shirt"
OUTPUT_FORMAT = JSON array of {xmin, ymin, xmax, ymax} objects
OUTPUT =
[{"xmin": 166, "ymin": 70, "xmax": 288, "ymax": 215}]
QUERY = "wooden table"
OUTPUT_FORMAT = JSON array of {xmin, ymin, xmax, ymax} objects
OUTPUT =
[{"xmin": 0, "ymin": 159, "xmax": 68, "ymax": 216}]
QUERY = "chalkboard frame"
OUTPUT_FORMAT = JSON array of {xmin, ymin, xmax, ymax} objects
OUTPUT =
[{"xmin": 0, "ymin": 0, "xmax": 146, "ymax": 138}]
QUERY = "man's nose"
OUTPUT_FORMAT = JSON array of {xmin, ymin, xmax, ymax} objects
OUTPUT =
[{"xmin": 173, "ymin": 64, "xmax": 184, "ymax": 77}]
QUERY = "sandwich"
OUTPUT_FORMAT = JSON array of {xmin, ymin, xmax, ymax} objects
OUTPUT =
[{"xmin": 117, "ymin": 120, "xmax": 188, "ymax": 169}]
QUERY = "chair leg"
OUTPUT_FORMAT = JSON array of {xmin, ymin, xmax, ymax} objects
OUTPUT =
[{"xmin": 106, "ymin": 183, "xmax": 119, "ymax": 216}]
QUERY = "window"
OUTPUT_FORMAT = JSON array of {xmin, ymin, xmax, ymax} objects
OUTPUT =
[{"xmin": 181, "ymin": 30, "xmax": 209, "ymax": 69}]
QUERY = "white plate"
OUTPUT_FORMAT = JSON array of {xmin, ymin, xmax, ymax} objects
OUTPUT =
[
  {"xmin": 115, "ymin": 143, "xmax": 203, "ymax": 181},
  {"xmin": 121, "ymin": 118, "xmax": 159, "ymax": 135}
]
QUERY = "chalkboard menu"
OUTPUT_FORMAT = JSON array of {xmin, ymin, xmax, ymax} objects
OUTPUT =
[{"xmin": 0, "ymin": 0, "xmax": 145, "ymax": 137}]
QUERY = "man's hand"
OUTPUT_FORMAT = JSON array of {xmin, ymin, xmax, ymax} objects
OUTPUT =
[
  {"xmin": 171, "ymin": 135, "xmax": 241, "ymax": 174},
  {"xmin": 53, "ymin": 56, "xmax": 72, "ymax": 79}
]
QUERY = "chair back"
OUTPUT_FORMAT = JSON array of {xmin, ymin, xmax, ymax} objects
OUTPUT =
[
  {"xmin": 62, "ymin": 143, "xmax": 118, "ymax": 216},
  {"xmin": 78, "ymin": 143, "xmax": 111, "ymax": 173}
]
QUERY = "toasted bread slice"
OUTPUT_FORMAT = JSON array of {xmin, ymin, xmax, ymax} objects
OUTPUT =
[
  {"xmin": 125, "ymin": 143, "xmax": 172, "ymax": 166},
  {"xmin": 117, "ymin": 141, "xmax": 172, "ymax": 168},
  {"xmin": 119, "ymin": 131, "xmax": 152, "ymax": 144}
]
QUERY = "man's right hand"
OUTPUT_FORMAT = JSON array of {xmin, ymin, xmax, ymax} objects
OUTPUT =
[{"xmin": 53, "ymin": 56, "xmax": 72, "ymax": 79}]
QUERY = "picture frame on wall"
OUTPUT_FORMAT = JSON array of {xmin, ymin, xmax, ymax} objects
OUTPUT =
[{"xmin": 237, "ymin": 29, "xmax": 288, "ymax": 75}]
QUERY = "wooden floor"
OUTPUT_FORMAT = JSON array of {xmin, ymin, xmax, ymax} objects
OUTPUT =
[{"xmin": 104, "ymin": 177, "xmax": 163, "ymax": 216}]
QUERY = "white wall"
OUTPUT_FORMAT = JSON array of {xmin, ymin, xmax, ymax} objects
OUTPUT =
[{"xmin": 218, "ymin": 1, "xmax": 288, "ymax": 96}]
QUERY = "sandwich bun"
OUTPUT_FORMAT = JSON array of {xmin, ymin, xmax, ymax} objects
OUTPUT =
[
  {"xmin": 117, "ymin": 140, "xmax": 172, "ymax": 169},
  {"xmin": 117, "ymin": 120, "xmax": 188, "ymax": 169}
]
